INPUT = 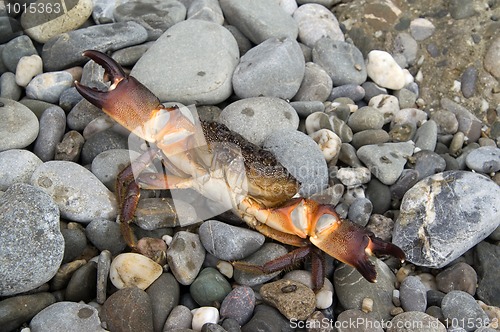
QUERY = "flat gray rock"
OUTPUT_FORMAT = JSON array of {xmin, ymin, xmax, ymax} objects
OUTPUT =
[
  {"xmin": 465, "ymin": 146, "xmax": 500, "ymax": 173},
  {"xmin": 0, "ymin": 183, "xmax": 64, "ymax": 296},
  {"xmin": 30, "ymin": 302, "xmax": 106, "ymax": 332},
  {"xmin": 131, "ymin": 19, "xmax": 238, "ymax": 105},
  {"xmin": 0, "ymin": 98, "xmax": 39, "ymax": 152},
  {"xmin": 0, "ymin": 149, "xmax": 42, "ymax": 191},
  {"xmin": 393, "ymin": 171, "xmax": 500, "ymax": 268}
]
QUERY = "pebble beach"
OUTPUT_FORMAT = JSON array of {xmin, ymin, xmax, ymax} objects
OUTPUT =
[{"xmin": 1, "ymin": 0, "xmax": 500, "ymax": 331}]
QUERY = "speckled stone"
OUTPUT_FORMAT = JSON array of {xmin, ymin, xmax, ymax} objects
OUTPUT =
[
  {"xmin": 260, "ymin": 279, "xmax": 316, "ymax": 320},
  {"xmin": 294, "ymin": 61, "xmax": 333, "ymax": 102},
  {"xmin": 441, "ymin": 291, "xmax": 489, "ymax": 332},
  {"xmin": 33, "ymin": 106, "xmax": 66, "ymax": 161},
  {"xmin": 465, "ymin": 146, "xmax": 500, "ymax": 173},
  {"xmin": 0, "ymin": 149, "xmax": 42, "ymax": 191},
  {"xmin": 293, "ymin": 3, "xmax": 344, "ymax": 48},
  {"xmin": 167, "ymin": 231, "xmax": 206, "ymax": 285},
  {"xmin": 400, "ymin": 276, "xmax": 427, "ymax": 312},
  {"xmin": 30, "ymin": 302, "xmax": 106, "ymax": 332},
  {"xmin": 436, "ymin": 262, "xmax": 477, "ymax": 295},
  {"xmin": 388, "ymin": 311, "xmax": 446, "ymax": 332},
  {"xmin": 0, "ymin": 98, "xmax": 39, "ymax": 152},
  {"xmin": 0, "ymin": 292, "xmax": 56, "ymax": 332},
  {"xmin": 220, "ymin": 286, "xmax": 255, "ymax": 326}
]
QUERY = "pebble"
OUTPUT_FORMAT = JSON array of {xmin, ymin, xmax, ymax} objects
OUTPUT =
[
  {"xmin": 309, "ymin": 129, "xmax": 342, "ymax": 163},
  {"xmin": 59, "ymin": 87, "xmax": 83, "ymax": 112},
  {"xmin": 312, "ymin": 38, "xmax": 367, "ymax": 86},
  {"xmin": 474, "ymin": 241, "xmax": 500, "ymax": 307},
  {"xmin": 351, "ymin": 129, "xmax": 390, "ymax": 149},
  {"xmin": 25, "ymin": 71, "xmax": 74, "ymax": 103},
  {"xmin": 329, "ymin": 84, "xmax": 365, "ymax": 102},
  {"xmin": 461, "ymin": 65, "xmax": 478, "ymax": 98},
  {"xmin": 357, "ymin": 141, "xmax": 415, "ymax": 185},
  {"xmin": 30, "ymin": 302, "xmax": 106, "ymax": 332},
  {"xmin": 347, "ymin": 197, "xmax": 373, "ymax": 226},
  {"xmin": 1, "ymin": 35, "xmax": 38, "ymax": 72},
  {"xmin": 219, "ymin": 97, "xmax": 299, "ymax": 146},
  {"xmin": 81, "ymin": 128, "xmax": 129, "ymax": 165},
  {"xmin": 167, "ymin": 231, "xmax": 206, "ymax": 285},
  {"xmin": 190, "ymin": 267, "xmax": 232, "ymax": 306},
  {"xmin": 260, "ymin": 279, "xmax": 316, "ymax": 320},
  {"xmin": 187, "ymin": 0, "xmax": 224, "ymax": 24},
  {"xmin": 408, "ymin": 150, "xmax": 447, "ymax": 180},
  {"xmin": 242, "ymin": 304, "xmax": 292, "ymax": 332},
  {"xmin": 414, "ymin": 120, "xmax": 438, "ymax": 151},
  {"xmin": 400, "ymin": 276, "xmax": 427, "ymax": 312},
  {"xmin": 393, "ymin": 32, "xmax": 418, "ymax": 66},
  {"xmin": 21, "ymin": 0, "xmax": 93, "ymax": 43},
  {"xmin": 0, "ymin": 292, "xmax": 56, "ymax": 332},
  {"xmin": 449, "ymin": 0, "xmax": 477, "ymax": 19},
  {"xmin": 436, "ymin": 262, "xmax": 477, "ymax": 295},
  {"xmin": 233, "ymin": 243, "xmax": 288, "ymax": 287},
  {"xmin": 219, "ymin": 286, "xmax": 256, "ymax": 325},
  {"xmin": 336, "ymin": 167, "xmax": 371, "ymax": 187},
  {"xmin": 65, "ymin": 261, "xmax": 97, "ymax": 302},
  {"xmin": 347, "ymin": 106, "xmax": 385, "ymax": 133},
  {"xmin": 293, "ymin": 3, "xmax": 344, "ymax": 48},
  {"xmin": 30, "ymin": 160, "xmax": 117, "ymax": 222},
  {"xmin": 135, "ymin": 197, "xmax": 199, "ymax": 229},
  {"xmin": 97, "ymin": 250, "xmax": 111, "ymax": 304},
  {"xmin": 191, "ymin": 307, "xmax": 219, "ymax": 332},
  {"xmin": 334, "ymin": 259, "xmax": 397, "ymax": 321},
  {"xmin": 61, "ymin": 227, "xmax": 87, "ymax": 263},
  {"xmin": 101, "ymin": 287, "xmax": 154, "ymax": 332},
  {"xmin": 146, "ymin": 273, "xmax": 180, "ymax": 332},
  {"xmin": 232, "ymin": 37, "xmax": 305, "ymax": 100},
  {"xmin": 90, "ymin": 149, "xmax": 136, "ymax": 191},
  {"xmin": 198, "ymin": 219, "xmax": 265, "ymax": 261},
  {"xmin": 55, "ymin": 130, "xmax": 85, "ymax": 161},
  {"xmin": 366, "ymin": 50, "xmax": 406, "ymax": 90},
  {"xmin": 109, "ymin": 253, "xmax": 162, "ymax": 290},
  {"xmin": 219, "ymin": 0, "xmax": 298, "ymax": 44},
  {"xmin": 394, "ymin": 87, "xmax": 418, "ymax": 109},
  {"xmin": 336, "ymin": 309, "xmax": 383, "ymax": 332},
  {"xmin": 369, "ymin": 94, "xmax": 400, "ymax": 124},
  {"xmin": 85, "ymin": 219, "xmax": 127, "ymax": 255},
  {"xmin": 263, "ymin": 129, "xmax": 328, "ymax": 196},
  {"xmin": 441, "ymin": 98, "xmax": 482, "ymax": 142},
  {"xmin": 41, "ymin": 22, "xmax": 148, "ymax": 71},
  {"xmin": 484, "ymin": 36, "xmax": 500, "ymax": 79},
  {"xmin": 0, "ymin": 149, "xmax": 42, "ymax": 191},
  {"xmin": 390, "ymin": 169, "xmax": 419, "ymax": 201},
  {"xmin": 164, "ymin": 305, "xmax": 193, "ymax": 331},
  {"xmin": 290, "ymin": 100, "xmax": 325, "ymax": 117},
  {"xmin": 91, "ymin": 0, "xmax": 115, "ymax": 23},
  {"xmin": 0, "ymin": 98, "xmax": 39, "ymax": 152},
  {"xmin": 362, "ymin": 81, "xmax": 388, "ymax": 101},
  {"xmin": 114, "ymin": 0, "xmax": 186, "ymax": 40},
  {"xmin": 465, "ymin": 146, "xmax": 500, "ymax": 173},
  {"xmin": 67, "ymin": 100, "xmax": 103, "ymax": 131},
  {"xmin": 388, "ymin": 311, "xmax": 446, "ymax": 332},
  {"xmin": 225, "ymin": 25, "xmax": 252, "ymax": 56},
  {"xmin": 131, "ymin": 20, "xmax": 238, "ymax": 105},
  {"xmin": 393, "ymin": 171, "xmax": 500, "ymax": 268},
  {"xmin": 111, "ymin": 42, "xmax": 153, "ymax": 67},
  {"xmin": 0, "ymin": 72, "xmax": 21, "ymax": 100},
  {"xmin": 365, "ymin": 179, "xmax": 392, "ymax": 214},
  {"xmin": 410, "ymin": 18, "xmax": 436, "ymax": 41},
  {"xmin": 0, "ymin": 183, "xmax": 63, "ymax": 296},
  {"xmin": 441, "ymin": 291, "xmax": 490, "ymax": 332},
  {"xmin": 33, "ymin": 106, "xmax": 66, "ymax": 161}
]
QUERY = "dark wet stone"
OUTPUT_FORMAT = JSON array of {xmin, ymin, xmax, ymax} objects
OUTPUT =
[
  {"xmin": 33, "ymin": 106, "xmax": 66, "ymax": 162},
  {"xmin": 474, "ymin": 241, "xmax": 500, "ymax": 307},
  {"xmin": 190, "ymin": 267, "xmax": 232, "ymax": 306},
  {"xmin": 0, "ymin": 292, "xmax": 56, "ymax": 332},
  {"xmin": 427, "ymin": 289, "xmax": 446, "ymax": 307},
  {"xmin": 347, "ymin": 197, "xmax": 372, "ymax": 227},
  {"xmin": 1, "ymin": 35, "xmax": 37, "ymax": 72},
  {"xmin": 146, "ymin": 273, "xmax": 180, "ymax": 332},
  {"xmin": 220, "ymin": 286, "xmax": 255, "ymax": 325},
  {"xmin": 61, "ymin": 227, "xmax": 87, "ymax": 263},
  {"xmin": 81, "ymin": 128, "xmax": 128, "ymax": 165},
  {"xmin": 362, "ymin": 82, "xmax": 387, "ymax": 102},
  {"xmin": 163, "ymin": 305, "xmax": 192, "ymax": 331},
  {"xmin": 65, "ymin": 261, "xmax": 97, "ymax": 302},
  {"xmin": 436, "ymin": 262, "xmax": 477, "ymax": 295},
  {"xmin": 329, "ymin": 84, "xmax": 365, "ymax": 102},
  {"xmin": 441, "ymin": 291, "xmax": 489, "ymax": 332},
  {"xmin": 390, "ymin": 169, "xmax": 419, "ymax": 201},
  {"xmin": 407, "ymin": 150, "xmax": 446, "ymax": 181},
  {"xmin": 366, "ymin": 178, "xmax": 392, "ymax": 214},
  {"xmin": 461, "ymin": 66, "xmax": 478, "ymax": 98},
  {"xmin": 59, "ymin": 87, "xmax": 83, "ymax": 112},
  {"xmin": 86, "ymin": 218, "xmax": 127, "ymax": 256},
  {"xmin": 67, "ymin": 100, "xmax": 104, "ymax": 132}
]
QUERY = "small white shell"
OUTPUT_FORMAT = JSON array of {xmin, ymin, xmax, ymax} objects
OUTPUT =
[
  {"xmin": 191, "ymin": 306, "xmax": 219, "ymax": 331},
  {"xmin": 109, "ymin": 253, "xmax": 162, "ymax": 290}
]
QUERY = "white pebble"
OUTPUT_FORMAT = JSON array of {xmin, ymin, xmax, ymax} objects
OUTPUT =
[
  {"xmin": 191, "ymin": 306, "xmax": 219, "ymax": 331},
  {"xmin": 216, "ymin": 260, "xmax": 233, "ymax": 279},
  {"xmin": 366, "ymin": 50, "xmax": 406, "ymax": 90},
  {"xmin": 369, "ymin": 94, "xmax": 399, "ymax": 124},
  {"xmin": 361, "ymin": 297, "xmax": 374, "ymax": 313},
  {"xmin": 393, "ymin": 289, "xmax": 401, "ymax": 306},
  {"xmin": 109, "ymin": 253, "xmax": 162, "ymax": 290},
  {"xmin": 309, "ymin": 129, "xmax": 341, "ymax": 162},
  {"xmin": 15, "ymin": 55, "xmax": 43, "ymax": 87},
  {"xmin": 163, "ymin": 234, "xmax": 173, "ymax": 246},
  {"xmin": 316, "ymin": 289, "xmax": 333, "ymax": 309}
]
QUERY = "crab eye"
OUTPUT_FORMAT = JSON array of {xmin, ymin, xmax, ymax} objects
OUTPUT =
[{"xmin": 315, "ymin": 213, "xmax": 338, "ymax": 235}]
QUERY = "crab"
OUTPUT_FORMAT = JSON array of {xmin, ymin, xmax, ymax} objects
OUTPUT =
[{"xmin": 75, "ymin": 50, "xmax": 404, "ymax": 291}]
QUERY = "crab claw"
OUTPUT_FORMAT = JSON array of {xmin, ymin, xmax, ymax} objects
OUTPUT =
[{"xmin": 75, "ymin": 50, "xmax": 163, "ymax": 142}]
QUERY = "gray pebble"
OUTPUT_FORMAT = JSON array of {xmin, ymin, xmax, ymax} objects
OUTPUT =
[
  {"xmin": 147, "ymin": 273, "xmax": 180, "ymax": 332},
  {"xmin": 187, "ymin": 0, "xmax": 224, "ymax": 24},
  {"xmin": 427, "ymin": 289, "xmax": 446, "ymax": 307},
  {"xmin": 484, "ymin": 36, "xmax": 500, "ymax": 79},
  {"xmin": 449, "ymin": 0, "xmax": 477, "ymax": 19},
  {"xmin": 338, "ymin": 143, "xmax": 363, "ymax": 167},
  {"xmin": 351, "ymin": 129, "xmax": 390, "ymax": 149},
  {"xmin": 0, "ymin": 72, "xmax": 21, "ymax": 100},
  {"xmin": 26, "ymin": 71, "xmax": 73, "ymax": 103},
  {"xmin": 0, "ymin": 292, "xmax": 56, "ymax": 332},
  {"xmin": 465, "ymin": 146, "xmax": 500, "ymax": 173},
  {"xmin": 290, "ymin": 101, "xmax": 325, "ymax": 117},
  {"xmin": 61, "ymin": 227, "xmax": 87, "ymax": 263},
  {"xmin": 190, "ymin": 267, "xmax": 232, "ymax": 306},
  {"xmin": 263, "ymin": 129, "xmax": 328, "ymax": 196},
  {"xmin": 65, "ymin": 261, "xmax": 97, "ymax": 302},
  {"xmin": 389, "ymin": 123, "xmax": 416, "ymax": 143},
  {"xmin": 91, "ymin": 0, "xmax": 115, "ymax": 24},
  {"xmin": 408, "ymin": 150, "xmax": 446, "ymax": 180},
  {"xmin": 330, "ymin": 116, "xmax": 354, "ymax": 142},
  {"xmin": 475, "ymin": 241, "xmax": 500, "ymax": 307},
  {"xmin": 232, "ymin": 37, "xmax": 305, "ymax": 100},
  {"xmin": 242, "ymin": 304, "xmax": 292, "ymax": 332},
  {"xmin": 33, "ymin": 106, "xmax": 66, "ymax": 161},
  {"xmin": 0, "ymin": 183, "xmax": 64, "ymax": 296},
  {"xmin": 336, "ymin": 309, "xmax": 383, "ymax": 332},
  {"xmin": 97, "ymin": 250, "xmax": 111, "ymax": 304},
  {"xmin": 347, "ymin": 197, "xmax": 372, "ymax": 226},
  {"xmin": 0, "ymin": 149, "xmax": 42, "ymax": 191},
  {"xmin": 0, "ymin": 98, "xmax": 39, "ymax": 152},
  {"xmin": 67, "ymin": 100, "xmax": 103, "ymax": 131},
  {"xmin": 366, "ymin": 179, "xmax": 392, "ymax": 214},
  {"xmin": 293, "ymin": 3, "xmax": 344, "ymax": 48},
  {"xmin": 59, "ymin": 87, "xmax": 83, "ymax": 112},
  {"xmin": 199, "ymin": 219, "xmax": 265, "ymax": 261},
  {"xmin": 441, "ymin": 290, "xmax": 489, "ymax": 332},
  {"xmin": 329, "ymin": 84, "xmax": 365, "ymax": 102},
  {"xmin": 436, "ymin": 262, "xmax": 477, "ymax": 295},
  {"xmin": 461, "ymin": 65, "xmax": 478, "ymax": 98},
  {"xmin": 81, "ymin": 128, "xmax": 128, "ymax": 165},
  {"xmin": 294, "ymin": 62, "xmax": 333, "ymax": 102},
  {"xmin": 336, "ymin": 167, "xmax": 371, "ymax": 187},
  {"xmin": 394, "ymin": 87, "xmax": 418, "ymax": 109},
  {"xmin": 393, "ymin": 32, "xmax": 418, "ymax": 66},
  {"xmin": 220, "ymin": 286, "xmax": 255, "ymax": 326},
  {"xmin": 409, "ymin": 18, "xmax": 435, "ymax": 41},
  {"xmin": 1, "ymin": 35, "xmax": 37, "ymax": 72},
  {"xmin": 441, "ymin": 98, "xmax": 482, "ymax": 142},
  {"xmin": 313, "ymin": 38, "xmax": 367, "ymax": 86},
  {"xmin": 390, "ymin": 169, "xmax": 419, "ymax": 201},
  {"xmin": 366, "ymin": 214, "xmax": 396, "ymax": 242},
  {"xmin": 85, "ymin": 219, "xmax": 127, "ymax": 255},
  {"xmin": 361, "ymin": 82, "xmax": 387, "ymax": 101},
  {"xmin": 164, "ymin": 305, "xmax": 193, "ymax": 331},
  {"xmin": 30, "ymin": 302, "xmax": 105, "ymax": 332},
  {"xmin": 388, "ymin": 311, "xmax": 446, "ymax": 332},
  {"xmin": 347, "ymin": 106, "xmax": 384, "ymax": 133},
  {"xmin": 400, "ymin": 276, "xmax": 427, "ymax": 312},
  {"xmin": 225, "ymin": 25, "xmax": 252, "ymax": 56},
  {"xmin": 111, "ymin": 42, "xmax": 153, "ymax": 67},
  {"xmin": 414, "ymin": 120, "xmax": 438, "ymax": 151},
  {"xmin": 167, "ymin": 231, "xmax": 205, "ymax": 285},
  {"xmin": 456, "ymin": 143, "xmax": 480, "ymax": 169},
  {"xmin": 90, "ymin": 149, "xmax": 135, "ymax": 191},
  {"xmin": 18, "ymin": 98, "xmax": 55, "ymax": 118}
]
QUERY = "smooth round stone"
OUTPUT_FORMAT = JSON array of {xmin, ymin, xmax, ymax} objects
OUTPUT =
[
  {"xmin": 55, "ymin": 130, "xmax": 85, "ymax": 162},
  {"xmin": 390, "ymin": 169, "xmax": 419, "ymax": 201},
  {"xmin": 389, "ymin": 122, "xmax": 416, "ymax": 142},
  {"xmin": 187, "ymin": 0, "xmax": 224, "ymax": 24},
  {"xmin": 91, "ymin": 0, "xmax": 115, "ymax": 23},
  {"xmin": 290, "ymin": 101, "xmax": 325, "ymax": 117},
  {"xmin": 465, "ymin": 146, "xmax": 500, "ymax": 173},
  {"xmin": 146, "ymin": 273, "xmax": 180, "ymax": 332},
  {"xmin": 394, "ymin": 87, "xmax": 418, "ymax": 109},
  {"xmin": 111, "ymin": 42, "xmax": 153, "ymax": 67},
  {"xmin": 191, "ymin": 306, "xmax": 219, "ymax": 331},
  {"xmin": 85, "ymin": 219, "xmax": 127, "ymax": 255},
  {"xmin": 312, "ymin": 38, "xmax": 367, "ymax": 86},
  {"xmin": 336, "ymin": 167, "xmax": 371, "ymax": 187},
  {"xmin": 0, "ymin": 183, "xmax": 63, "ymax": 296},
  {"xmin": 115, "ymin": 0, "xmax": 186, "ymax": 39},
  {"xmin": 338, "ymin": 143, "xmax": 362, "ymax": 167},
  {"xmin": 0, "ymin": 72, "xmax": 22, "ymax": 100},
  {"xmin": 42, "ymin": 21, "xmax": 148, "ymax": 71},
  {"xmin": 81, "ymin": 128, "xmax": 128, "ymax": 165},
  {"xmin": 409, "ymin": 150, "xmax": 446, "ymax": 180},
  {"xmin": 369, "ymin": 94, "xmax": 399, "ymax": 124},
  {"xmin": 164, "ymin": 305, "xmax": 193, "ymax": 331},
  {"xmin": 0, "ymin": 149, "xmax": 42, "ymax": 191},
  {"xmin": 167, "ymin": 231, "xmax": 206, "ymax": 285},
  {"xmin": 232, "ymin": 37, "xmax": 305, "ymax": 100},
  {"xmin": 219, "ymin": 0, "xmax": 298, "ymax": 44},
  {"xmin": 33, "ymin": 106, "xmax": 66, "ymax": 161},
  {"xmin": 388, "ymin": 311, "xmax": 446, "ymax": 332},
  {"xmin": 1, "ymin": 35, "xmax": 37, "ymax": 72},
  {"xmin": 293, "ymin": 3, "xmax": 344, "ymax": 48},
  {"xmin": 90, "ymin": 149, "xmax": 135, "ymax": 191},
  {"xmin": 309, "ymin": 128, "xmax": 342, "ymax": 163},
  {"xmin": 410, "ymin": 18, "xmax": 435, "ymax": 41},
  {"xmin": 67, "ymin": 100, "xmax": 103, "ymax": 131},
  {"xmin": 30, "ymin": 302, "xmax": 106, "ymax": 332},
  {"xmin": 97, "ymin": 250, "xmax": 111, "ymax": 304},
  {"xmin": 441, "ymin": 291, "xmax": 490, "ymax": 332},
  {"xmin": 260, "ymin": 279, "xmax": 316, "ymax": 320},
  {"xmin": 366, "ymin": 179, "xmax": 392, "ymax": 214},
  {"xmin": 475, "ymin": 241, "xmax": 500, "ymax": 307},
  {"xmin": 30, "ymin": 160, "xmax": 117, "ymax": 223},
  {"xmin": 294, "ymin": 62, "xmax": 332, "ymax": 102},
  {"xmin": 347, "ymin": 106, "xmax": 385, "ymax": 133},
  {"xmin": 219, "ymin": 97, "xmax": 299, "ymax": 146},
  {"xmin": 263, "ymin": 129, "xmax": 328, "ymax": 196},
  {"xmin": 461, "ymin": 65, "xmax": 478, "ymax": 98},
  {"xmin": 190, "ymin": 267, "xmax": 232, "ymax": 306},
  {"xmin": 65, "ymin": 261, "xmax": 97, "ymax": 302},
  {"xmin": 414, "ymin": 120, "xmax": 438, "ymax": 151},
  {"xmin": 61, "ymin": 227, "xmax": 87, "ymax": 263},
  {"xmin": 198, "ymin": 219, "xmax": 265, "ymax": 261},
  {"xmin": 131, "ymin": 20, "xmax": 238, "ymax": 105},
  {"xmin": 59, "ymin": 87, "xmax": 84, "ymax": 112},
  {"xmin": 357, "ymin": 141, "xmax": 415, "ymax": 185},
  {"xmin": 449, "ymin": 0, "xmax": 477, "ymax": 19},
  {"xmin": 110, "ymin": 253, "xmax": 163, "ymax": 289},
  {"xmin": 400, "ymin": 276, "xmax": 427, "ymax": 312},
  {"xmin": 329, "ymin": 84, "xmax": 365, "ymax": 102},
  {"xmin": 219, "ymin": 286, "xmax": 255, "ymax": 326},
  {"xmin": 484, "ymin": 36, "xmax": 500, "ymax": 79},
  {"xmin": 393, "ymin": 32, "xmax": 418, "ymax": 66},
  {"xmin": 362, "ymin": 82, "xmax": 388, "ymax": 101},
  {"xmin": 22, "ymin": 0, "xmax": 92, "ymax": 43},
  {"xmin": 233, "ymin": 243, "xmax": 288, "ymax": 286},
  {"xmin": 0, "ymin": 292, "xmax": 56, "ymax": 332},
  {"xmin": 335, "ymin": 309, "xmax": 383, "ymax": 332},
  {"xmin": 441, "ymin": 98, "xmax": 482, "ymax": 142},
  {"xmin": 225, "ymin": 25, "xmax": 252, "ymax": 56},
  {"xmin": 436, "ymin": 262, "xmax": 477, "ymax": 295},
  {"xmin": 351, "ymin": 129, "xmax": 390, "ymax": 149},
  {"xmin": 19, "ymin": 98, "xmax": 58, "ymax": 119},
  {"xmin": 0, "ymin": 98, "xmax": 39, "ymax": 152},
  {"xmin": 366, "ymin": 50, "xmax": 406, "ymax": 90},
  {"xmin": 101, "ymin": 287, "xmax": 154, "ymax": 332},
  {"xmin": 26, "ymin": 71, "xmax": 74, "ymax": 103},
  {"xmin": 393, "ymin": 171, "xmax": 500, "ymax": 268},
  {"xmin": 348, "ymin": 197, "xmax": 373, "ymax": 226},
  {"xmin": 334, "ymin": 259, "xmax": 397, "ymax": 321},
  {"xmin": 242, "ymin": 304, "xmax": 291, "ymax": 332}
]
